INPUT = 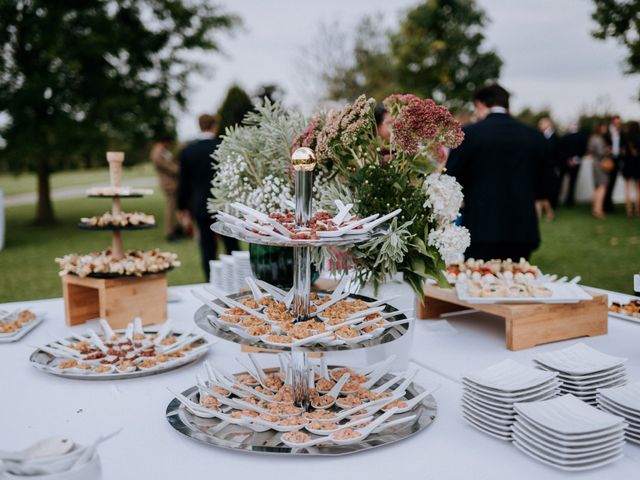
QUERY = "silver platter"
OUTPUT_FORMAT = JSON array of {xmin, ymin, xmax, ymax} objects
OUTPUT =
[
  {"xmin": 29, "ymin": 330, "xmax": 210, "ymax": 381},
  {"xmin": 211, "ymin": 221, "xmax": 386, "ymax": 248},
  {"xmin": 166, "ymin": 373, "xmax": 437, "ymax": 456},
  {"xmin": 194, "ymin": 292, "xmax": 410, "ymax": 353}
]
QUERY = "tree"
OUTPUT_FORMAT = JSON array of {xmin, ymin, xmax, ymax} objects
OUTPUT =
[
  {"xmin": 514, "ymin": 106, "xmax": 553, "ymax": 128},
  {"xmin": 303, "ymin": 1, "xmax": 502, "ymax": 110},
  {"xmin": 390, "ymin": 0, "xmax": 502, "ymax": 109},
  {"xmin": 592, "ymin": 0, "xmax": 640, "ymax": 99},
  {"xmin": 217, "ymin": 84, "xmax": 254, "ymax": 134},
  {"xmin": 0, "ymin": 1, "xmax": 238, "ymax": 225}
]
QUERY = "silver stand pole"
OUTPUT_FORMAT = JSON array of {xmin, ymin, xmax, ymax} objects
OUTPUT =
[{"xmin": 290, "ymin": 147, "xmax": 316, "ymax": 408}]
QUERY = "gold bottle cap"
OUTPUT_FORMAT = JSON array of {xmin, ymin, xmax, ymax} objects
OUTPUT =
[{"xmin": 291, "ymin": 147, "xmax": 316, "ymax": 172}]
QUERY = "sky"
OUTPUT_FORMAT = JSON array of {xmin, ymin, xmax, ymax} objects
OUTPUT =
[{"xmin": 176, "ymin": 0, "xmax": 640, "ymax": 139}]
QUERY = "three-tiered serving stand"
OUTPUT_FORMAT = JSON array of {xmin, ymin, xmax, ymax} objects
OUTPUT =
[
  {"xmin": 166, "ymin": 148, "xmax": 437, "ymax": 455},
  {"xmin": 60, "ymin": 152, "xmax": 170, "ymax": 329}
]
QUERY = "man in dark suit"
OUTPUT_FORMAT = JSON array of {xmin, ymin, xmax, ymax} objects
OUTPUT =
[
  {"xmin": 178, "ymin": 114, "xmax": 238, "ymax": 280},
  {"xmin": 446, "ymin": 84, "xmax": 555, "ymax": 261},
  {"xmin": 603, "ymin": 114, "xmax": 625, "ymax": 213}
]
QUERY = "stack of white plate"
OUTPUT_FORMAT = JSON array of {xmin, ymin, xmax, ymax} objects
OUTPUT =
[
  {"xmin": 462, "ymin": 359, "xmax": 560, "ymax": 440},
  {"xmin": 533, "ymin": 343, "xmax": 627, "ymax": 404},
  {"xmin": 208, "ymin": 260, "xmax": 224, "ymax": 290},
  {"xmin": 512, "ymin": 394, "xmax": 627, "ymax": 471},
  {"xmin": 220, "ymin": 254, "xmax": 236, "ymax": 293},
  {"xmin": 597, "ymin": 382, "xmax": 640, "ymax": 444},
  {"xmin": 231, "ymin": 250, "xmax": 252, "ymax": 291}
]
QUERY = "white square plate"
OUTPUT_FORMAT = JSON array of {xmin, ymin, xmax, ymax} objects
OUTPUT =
[
  {"xmin": 512, "ymin": 437, "xmax": 624, "ymax": 471},
  {"xmin": 513, "ymin": 417, "xmax": 626, "ymax": 447},
  {"xmin": 598, "ymin": 382, "xmax": 640, "ymax": 411},
  {"xmin": 463, "ymin": 378, "xmax": 559, "ymax": 399},
  {"xmin": 537, "ymin": 364, "xmax": 627, "ymax": 382},
  {"xmin": 512, "ymin": 422, "xmax": 625, "ymax": 454},
  {"xmin": 462, "ymin": 397, "xmax": 516, "ymax": 420},
  {"xmin": 512, "ymin": 429, "xmax": 624, "ymax": 460},
  {"xmin": 463, "ymin": 413, "xmax": 512, "ymax": 441},
  {"xmin": 533, "ymin": 343, "xmax": 626, "ymax": 376},
  {"xmin": 463, "ymin": 402, "xmax": 515, "ymax": 426},
  {"xmin": 464, "ymin": 359, "xmax": 557, "ymax": 392},
  {"xmin": 514, "ymin": 394, "xmax": 626, "ymax": 435},
  {"xmin": 463, "ymin": 384, "xmax": 559, "ymax": 405},
  {"xmin": 597, "ymin": 396, "xmax": 640, "ymax": 421}
]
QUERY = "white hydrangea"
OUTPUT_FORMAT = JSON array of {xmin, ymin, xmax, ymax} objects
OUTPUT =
[
  {"xmin": 246, "ymin": 174, "xmax": 293, "ymax": 212},
  {"xmin": 423, "ymin": 173, "xmax": 464, "ymax": 224},
  {"xmin": 427, "ymin": 224, "xmax": 471, "ymax": 264}
]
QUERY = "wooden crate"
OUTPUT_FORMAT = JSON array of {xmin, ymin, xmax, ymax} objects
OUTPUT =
[
  {"xmin": 417, "ymin": 284, "xmax": 608, "ymax": 351},
  {"xmin": 62, "ymin": 273, "xmax": 167, "ymax": 329}
]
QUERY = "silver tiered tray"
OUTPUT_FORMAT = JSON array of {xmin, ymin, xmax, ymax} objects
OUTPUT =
[
  {"xmin": 211, "ymin": 221, "xmax": 384, "ymax": 248},
  {"xmin": 166, "ymin": 371, "xmax": 437, "ymax": 456},
  {"xmin": 194, "ymin": 291, "xmax": 410, "ymax": 353}
]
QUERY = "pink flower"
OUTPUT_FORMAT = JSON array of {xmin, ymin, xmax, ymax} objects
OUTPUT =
[
  {"xmin": 292, "ymin": 116, "xmax": 323, "ymax": 152},
  {"xmin": 390, "ymin": 98, "xmax": 464, "ymax": 155}
]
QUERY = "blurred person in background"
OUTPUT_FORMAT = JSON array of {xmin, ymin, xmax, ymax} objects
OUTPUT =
[
  {"xmin": 178, "ymin": 114, "xmax": 238, "ymax": 280},
  {"xmin": 622, "ymin": 121, "xmax": 640, "ymax": 216},
  {"xmin": 588, "ymin": 122, "xmax": 611, "ymax": 219},
  {"xmin": 603, "ymin": 115, "xmax": 626, "ymax": 213},
  {"xmin": 536, "ymin": 116, "xmax": 559, "ymax": 220},
  {"xmin": 150, "ymin": 134, "xmax": 182, "ymax": 241},
  {"xmin": 446, "ymin": 84, "xmax": 554, "ymax": 260},
  {"xmin": 557, "ymin": 125, "xmax": 587, "ymax": 207}
]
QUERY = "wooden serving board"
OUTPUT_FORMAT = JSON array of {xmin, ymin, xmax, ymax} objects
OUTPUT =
[
  {"xmin": 416, "ymin": 284, "xmax": 608, "ymax": 351},
  {"xmin": 62, "ymin": 273, "xmax": 167, "ymax": 328}
]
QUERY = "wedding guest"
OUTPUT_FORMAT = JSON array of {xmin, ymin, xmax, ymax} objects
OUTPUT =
[
  {"xmin": 557, "ymin": 126, "xmax": 587, "ymax": 207},
  {"xmin": 150, "ymin": 134, "xmax": 181, "ymax": 241},
  {"xmin": 536, "ymin": 117, "xmax": 559, "ymax": 220},
  {"xmin": 603, "ymin": 115, "xmax": 626, "ymax": 213},
  {"xmin": 446, "ymin": 84, "xmax": 554, "ymax": 261},
  {"xmin": 178, "ymin": 114, "xmax": 238, "ymax": 280},
  {"xmin": 588, "ymin": 122, "xmax": 611, "ymax": 219},
  {"xmin": 374, "ymin": 103, "xmax": 392, "ymax": 142},
  {"xmin": 622, "ymin": 121, "xmax": 640, "ymax": 216}
]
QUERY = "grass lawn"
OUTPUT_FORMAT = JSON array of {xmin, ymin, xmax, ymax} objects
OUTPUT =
[
  {"xmin": 0, "ymin": 163, "xmax": 154, "ymax": 197},
  {"xmin": 0, "ymin": 192, "xmax": 638, "ymax": 302}
]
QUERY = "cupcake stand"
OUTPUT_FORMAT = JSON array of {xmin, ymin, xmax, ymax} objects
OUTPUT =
[
  {"xmin": 166, "ymin": 148, "xmax": 437, "ymax": 455},
  {"xmin": 61, "ymin": 152, "xmax": 168, "ymax": 328}
]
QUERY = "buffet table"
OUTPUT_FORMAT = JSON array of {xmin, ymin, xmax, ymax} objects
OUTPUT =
[{"xmin": 1, "ymin": 283, "xmax": 639, "ymax": 479}]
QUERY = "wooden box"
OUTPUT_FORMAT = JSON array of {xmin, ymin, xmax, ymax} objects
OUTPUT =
[
  {"xmin": 62, "ymin": 273, "xmax": 168, "ymax": 329},
  {"xmin": 417, "ymin": 284, "xmax": 608, "ymax": 351}
]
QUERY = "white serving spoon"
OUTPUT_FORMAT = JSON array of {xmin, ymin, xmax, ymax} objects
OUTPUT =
[
  {"xmin": 310, "ymin": 373, "xmax": 351, "ymax": 410},
  {"xmin": 332, "ymin": 200, "xmax": 353, "ymax": 225},
  {"xmin": 381, "ymin": 386, "xmax": 439, "ymax": 414},
  {"xmin": 245, "ymin": 277, "xmax": 266, "ymax": 301},
  {"xmin": 98, "ymin": 319, "xmax": 116, "ymax": 340},
  {"xmin": 344, "ymin": 208, "xmax": 402, "ymax": 235},
  {"xmin": 202, "ymin": 286, "xmax": 269, "ymax": 320},
  {"xmin": 316, "ymin": 214, "xmax": 379, "ymax": 238},
  {"xmin": 230, "ymin": 202, "xmax": 271, "ymax": 222},
  {"xmin": 86, "ymin": 329, "xmax": 108, "ymax": 354},
  {"xmin": 305, "ymin": 415, "xmax": 373, "ymax": 436},
  {"xmin": 330, "ymin": 408, "xmax": 400, "ymax": 445},
  {"xmin": 255, "ymin": 279, "xmax": 287, "ymax": 299},
  {"xmin": 313, "ymin": 292, "xmax": 350, "ymax": 315}
]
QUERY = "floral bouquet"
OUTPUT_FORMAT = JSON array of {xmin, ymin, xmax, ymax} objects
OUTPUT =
[
  {"xmin": 209, "ymin": 95, "xmax": 470, "ymax": 297},
  {"xmin": 293, "ymin": 94, "xmax": 469, "ymax": 296}
]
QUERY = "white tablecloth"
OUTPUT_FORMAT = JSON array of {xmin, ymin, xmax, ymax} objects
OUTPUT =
[{"xmin": 1, "ymin": 283, "xmax": 639, "ymax": 480}]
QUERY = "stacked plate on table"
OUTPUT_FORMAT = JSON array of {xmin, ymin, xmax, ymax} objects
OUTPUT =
[
  {"xmin": 512, "ymin": 394, "xmax": 627, "ymax": 471},
  {"xmin": 597, "ymin": 382, "xmax": 640, "ymax": 445},
  {"xmin": 231, "ymin": 250, "xmax": 252, "ymax": 291},
  {"xmin": 533, "ymin": 343, "xmax": 627, "ymax": 404},
  {"xmin": 462, "ymin": 359, "xmax": 560, "ymax": 440}
]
